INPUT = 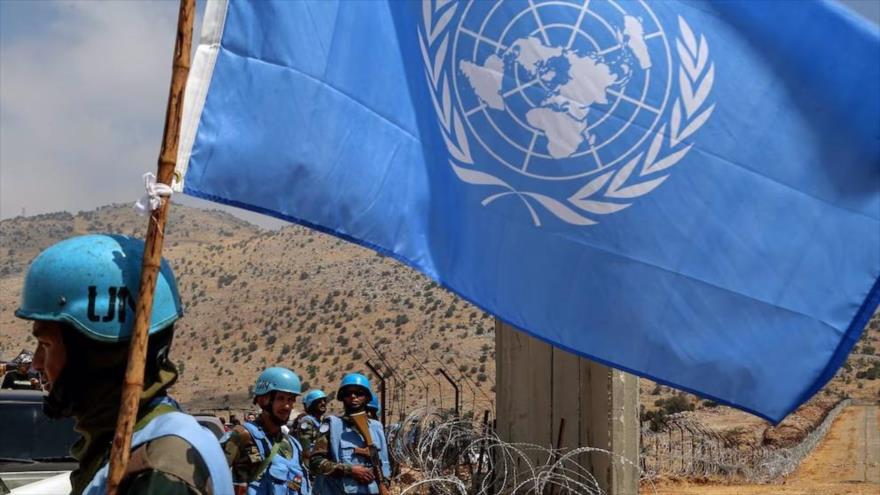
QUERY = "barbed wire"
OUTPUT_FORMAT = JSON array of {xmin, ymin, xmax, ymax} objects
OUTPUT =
[
  {"xmin": 387, "ymin": 408, "xmax": 648, "ymax": 495},
  {"xmin": 640, "ymin": 399, "xmax": 851, "ymax": 482},
  {"xmin": 384, "ymin": 399, "xmax": 851, "ymax": 493}
]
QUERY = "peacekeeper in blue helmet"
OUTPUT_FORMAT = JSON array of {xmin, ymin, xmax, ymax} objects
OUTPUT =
[
  {"xmin": 309, "ymin": 373, "xmax": 391, "ymax": 495},
  {"xmin": 365, "ymin": 395, "xmax": 380, "ymax": 422},
  {"xmin": 15, "ymin": 234, "xmax": 233, "ymax": 495},
  {"xmin": 293, "ymin": 389, "xmax": 327, "ymax": 465},
  {"xmin": 222, "ymin": 367, "xmax": 311, "ymax": 495}
]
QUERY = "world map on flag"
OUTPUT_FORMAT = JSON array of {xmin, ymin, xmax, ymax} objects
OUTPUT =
[{"xmin": 459, "ymin": 15, "xmax": 652, "ymax": 159}]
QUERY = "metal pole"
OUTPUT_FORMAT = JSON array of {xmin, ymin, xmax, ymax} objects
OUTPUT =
[
  {"xmin": 367, "ymin": 343, "xmax": 398, "ymax": 420},
  {"xmin": 473, "ymin": 409, "xmax": 490, "ymax": 492},
  {"xmin": 457, "ymin": 372, "xmax": 477, "ymax": 419},
  {"xmin": 437, "ymin": 368, "xmax": 460, "ymax": 418},
  {"xmin": 546, "ymin": 417, "xmax": 567, "ymax": 495},
  {"xmin": 446, "ymin": 354, "xmax": 494, "ymax": 417},
  {"xmin": 405, "ymin": 353, "xmax": 440, "ymax": 410},
  {"xmin": 365, "ymin": 360, "xmax": 387, "ymax": 427}
]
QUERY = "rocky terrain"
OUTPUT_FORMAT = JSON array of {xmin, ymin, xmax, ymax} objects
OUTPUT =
[
  {"xmin": 1, "ymin": 203, "xmax": 877, "ymax": 441},
  {"xmin": 0, "ymin": 204, "xmax": 496, "ymax": 420}
]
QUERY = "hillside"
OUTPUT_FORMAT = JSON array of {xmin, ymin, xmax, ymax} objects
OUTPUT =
[
  {"xmin": 0, "ymin": 204, "xmax": 496, "ymax": 420},
  {"xmin": 1, "ymin": 204, "xmax": 877, "ymax": 436}
]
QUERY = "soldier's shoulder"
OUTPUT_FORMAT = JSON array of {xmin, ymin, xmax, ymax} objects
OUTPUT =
[
  {"xmin": 318, "ymin": 415, "xmax": 341, "ymax": 434},
  {"xmin": 133, "ymin": 436, "xmax": 211, "ymax": 493},
  {"xmin": 221, "ymin": 425, "xmax": 257, "ymax": 460},
  {"xmin": 225, "ymin": 424, "xmax": 253, "ymax": 443}
]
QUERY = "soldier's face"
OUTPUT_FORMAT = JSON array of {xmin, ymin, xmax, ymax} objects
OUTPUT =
[
  {"xmin": 312, "ymin": 398, "xmax": 327, "ymax": 415},
  {"xmin": 270, "ymin": 391, "xmax": 296, "ymax": 424},
  {"xmin": 339, "ymin": 386, "xmax": 369, "ymax": 411},
  {"xmin": 31, "ymin": 321, "xmax": 66, "ymax": 392}
]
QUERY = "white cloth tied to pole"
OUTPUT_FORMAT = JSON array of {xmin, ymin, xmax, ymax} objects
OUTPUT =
[{"xmin": 134, "ymin": 172, "xmax": 173, "ymax": 216}]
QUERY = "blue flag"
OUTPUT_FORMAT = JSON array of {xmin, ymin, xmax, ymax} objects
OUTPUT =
[{"xmin": 175, "ymin": 0, "xmax": 880, "ymax": 422}]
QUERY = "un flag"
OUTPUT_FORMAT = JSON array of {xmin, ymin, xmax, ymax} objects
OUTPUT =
[{"xmin": 174, "ymin": 0, "xmax": 879, "ymax": 423}]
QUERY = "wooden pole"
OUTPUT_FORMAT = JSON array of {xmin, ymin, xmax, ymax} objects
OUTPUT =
[{"xmin": 106, "ymin": 0, "xmax": 194, "ymax": 493}]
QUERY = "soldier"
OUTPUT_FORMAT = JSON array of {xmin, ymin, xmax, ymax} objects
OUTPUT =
[
  {"xmin": 310, "ymin": 373, "xmax": 391, "ymax": 495},
  {"xmin": 294, "ymin": 389, "xmax": 327, "ymax": 462},
  {"xmin": 365, "ymin": 395, "xmax": 380, "ymax": 422},
  {"xmin": 15, "ymin": 234, "xmax": 232, "ymax": 494},
  {"xmin": 222, "ymin": 367, "xmax": 310, "ymax": 495},
  {"xmin": 1, "ymin": 351, "xmax": 40, "ymax": 390}
]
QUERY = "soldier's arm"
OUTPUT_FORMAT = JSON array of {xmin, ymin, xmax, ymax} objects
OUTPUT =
[
  {"xmin": 221, "ymin": 429, "xmax": 256, "ymax": 491},
  {"xmin": 308, "ymin": 430, "xmax": 352, "ymax": 478},
  {"xmin": 293, "ymin": 422, "xmax": 313, "ymax": 461},
  {"xmin": 376, "ymin": 428, "xmax": 391, "ymax": 479}
]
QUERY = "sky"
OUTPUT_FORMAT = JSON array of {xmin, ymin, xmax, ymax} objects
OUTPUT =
[{"xmin": 1, "ymin": 0, "xmax": 878, "ymax": 228}]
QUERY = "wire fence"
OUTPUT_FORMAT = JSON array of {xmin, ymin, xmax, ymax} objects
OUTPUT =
[
  {"xmin": 383, "ymin": 399, "xmax": 851, "ymax": 493},
  {"xmin": 387, "ymin": 408, "xmax": 639, "ymax": 495},
  {"xmin": 639, "ymin": 399, "xmax": 850, "ymax": 482}
]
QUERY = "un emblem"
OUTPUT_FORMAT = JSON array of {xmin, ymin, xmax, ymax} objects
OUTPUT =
[{"xmin": 419, "ymin": 0, "xmax": 715, "ymax": 226}]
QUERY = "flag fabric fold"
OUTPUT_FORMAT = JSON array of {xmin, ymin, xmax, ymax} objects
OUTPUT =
[{"xmin": 175, "ymin": 0, "xmax": 880, "ymax": 423}]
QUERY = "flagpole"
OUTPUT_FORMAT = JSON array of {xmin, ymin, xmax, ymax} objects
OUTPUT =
[{"xmin": 106, "ymin": 0, "xmax": 194, "ymax": 493}]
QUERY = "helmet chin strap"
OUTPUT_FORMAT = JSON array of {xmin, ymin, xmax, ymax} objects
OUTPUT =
[
  {"xmin": 42, "ymin": 367, "xmax": 76, "ymax": 419},
  {"xmin": 258, "ymin": 392, "xmax": 289, "ymax": 427},
  {"xmin": 269, "ymin": 411, "xmax": 288, "ymax": 426}
]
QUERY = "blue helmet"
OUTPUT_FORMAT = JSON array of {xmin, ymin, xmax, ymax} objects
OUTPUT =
[
  {"xmin": 15, "ymin": 234, "xmax": 182, "ymax": 342},
  {"xmin": 367, "ymin": 395, "xmax": 380, "ymax": 413},
  {"xmin": 337, "ymin": 373, "xmax": 373, "ymax": 401},
  {"xmin": 303, "ymin": 389, "xmax": 328, "ymax": 409},
  {"xmin": 254, "ymin": 367, "xmax": 302, "ymax": 397}
]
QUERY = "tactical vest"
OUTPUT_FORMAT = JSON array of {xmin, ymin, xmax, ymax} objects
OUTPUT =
[
  {"xmin": 300, "ymin": 415, "xmax": 320, "ymax": 429},
  {"xmin": 313, "ymin": 416, "xmax": 390, "ymax": 495},
  {"xmin": 295, "ymin": 415, "xmax": 321, "ymax": 448},
  {"xmin": 82, "ymin": 399, "xmax": 233, "ymax": 494},
  {"xmin": 241, "ymin": 421, "xmax": 310, "ymax": 495}
]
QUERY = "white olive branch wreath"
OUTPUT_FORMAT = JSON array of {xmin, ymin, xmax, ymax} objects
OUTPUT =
[{"xmin": 419, "ymin": 1, "xmax": 714, "ymax": 226}]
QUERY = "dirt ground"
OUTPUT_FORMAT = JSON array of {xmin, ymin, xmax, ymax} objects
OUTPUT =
[{"xmin": 641, "ymin": 405, "xmax": 880, "ymax": 495}]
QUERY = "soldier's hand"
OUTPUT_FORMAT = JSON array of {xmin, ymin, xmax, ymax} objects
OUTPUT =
[{"xmin": 350, "ymin": 465, "xmax": 374, "ymax": 484}]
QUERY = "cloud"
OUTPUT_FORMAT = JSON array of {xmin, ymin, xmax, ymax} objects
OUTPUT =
[{"xmin": 0, "ymin": 1, "xmax": 179, "ymax": 218}]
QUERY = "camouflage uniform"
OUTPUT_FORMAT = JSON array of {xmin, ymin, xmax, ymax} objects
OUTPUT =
[
  {"xmin": 293, "ymin": 414, "xmax": 322, "ymax": 467},
  {"xmin": 222, "ymin": 418, "xmax": 300, "ymax": 488},
  {"xmin": 115, "ymin": 436, "xmax": 213, "ymax": 495},
  {"xmin": 307, "ymin": 415, "xmax": 354, "ymax": 479},
  {"xmin": 70, "ymin": 398, "xmax": 218, "ymax": 495},
  {"xmin": 309, "ymin": 414, "xmax": 390, "ymax": 495}
]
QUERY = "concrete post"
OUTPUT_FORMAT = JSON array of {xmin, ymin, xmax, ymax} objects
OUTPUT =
[{"xmin": 495, "ymin": 319, "xmax": 639, "ymax": 494}]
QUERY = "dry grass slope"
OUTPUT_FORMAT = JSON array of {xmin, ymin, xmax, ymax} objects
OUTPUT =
[{"xmin": 0, "ymin": 204, "xmax": 496, "ymax": 419}]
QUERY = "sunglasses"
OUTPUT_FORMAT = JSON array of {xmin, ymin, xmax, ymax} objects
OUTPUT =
[{"xmin": 339, "ymin": 388, "xmax": 368, "ymax": 398}]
